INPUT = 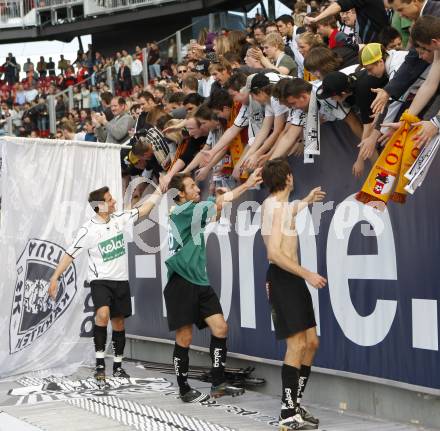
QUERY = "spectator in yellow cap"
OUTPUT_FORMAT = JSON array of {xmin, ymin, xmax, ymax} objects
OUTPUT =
[
  {"xmin": 360, "ymin": 43, "xmax": 408, "ymax": 80},
  {"xmin": 360, "ymin": 40, "xmax": 435, "ymax": 154}
]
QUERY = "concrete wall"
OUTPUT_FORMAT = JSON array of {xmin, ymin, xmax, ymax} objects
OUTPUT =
[{"xmin": 126, "ymin": 337, "xmax": 440, "ymax": 430}]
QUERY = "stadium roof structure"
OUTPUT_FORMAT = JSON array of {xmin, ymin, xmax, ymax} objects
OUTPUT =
[{"xmin": 0, "ymin": 0, "xmax": 261, "ymax": 43}]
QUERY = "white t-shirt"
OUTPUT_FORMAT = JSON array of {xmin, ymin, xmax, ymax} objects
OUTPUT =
[
  {"xmin": 233, "ymin": 96, "xmax": 265, "ymax": 139},
  {"xmin": 74, "ymin": 132, "xmax": 86, "ymax": 141},
  {"xmin": 25, "ymin": 89, "xmax": 38, "ymax": 103},
  {"xmin": 382, "ymin": 56, "xmax": 428, "ymax": 129},
  {"xmin": 131, "ymin": 59, "xmax": 143, "ymax": 76},
  {"xmin": 198, "ymin": 76, "xmax": 215, "ymax": 98},
  {"xmin": 265, "ymin": 96, "xmax": 289, "ymax": 117},
  {"xmin": 206, "ymin": 126, "xmax": 224, "ymax": 149},
  {"xmin": 286, "ymin": 36, "xmax": 304, "ymax": 78},
  {"xmin": 66, "ymin": 208, "xmax": 139, "ymax": 282},
  {"xmin": 385, "ymin": 50, "xmax": 408, "ymax": 81}
]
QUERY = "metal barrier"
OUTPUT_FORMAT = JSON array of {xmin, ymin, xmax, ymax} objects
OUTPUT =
[
  {"xmin": 47, "ymin": 66, "xmax": 111, "ymax": 134},
  {"xmin": 84, "ymin": 0, "xmax": 178, "ymax": 16},
  {"xmin": 35, "ymin": 0, "xmax": 82, "ymax": 9},
  {"xmin": 0, "ymin": 0, "xmax": 52, "ymax": 28},
  {"xmin": 4, "ymin": 116, "xmax": 13, "ymax": 136},
  {"xmin": 0, "ymin": 1, "xmax": 21, "ymax": 20},
  {"xmin": 1, "ymin": 0, "xmax": 189, "ymax": 29},
  {"xmin": 0, "ymin": 0, "xmax": 27, "ymax": 27}
]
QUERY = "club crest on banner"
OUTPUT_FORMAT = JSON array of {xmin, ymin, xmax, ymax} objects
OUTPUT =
[{"xmin": 9, "ymin": 239, "xmax": 77, "ymax": 354}]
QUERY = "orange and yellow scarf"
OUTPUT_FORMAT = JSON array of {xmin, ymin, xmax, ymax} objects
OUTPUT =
[
  {"xmin": 221, "ymin": 101, "xmax": 248, "ymax": 179},
  {"xmin": 356, "ymin": 111, "xmax": 421, "ymax": 207}
]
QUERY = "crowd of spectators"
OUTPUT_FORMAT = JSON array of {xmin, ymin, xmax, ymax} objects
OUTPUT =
[{"xmin": 1, "ymin": 0, "xmax": 440, "ymax": 203}]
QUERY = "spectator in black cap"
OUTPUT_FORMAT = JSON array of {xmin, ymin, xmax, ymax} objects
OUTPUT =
[
  {"xmin": 240, "ymin": 73, "xmax": 289, "ymax": 172},
  {"xmin": 316, "ymin": 70, "xmax": 387, "ymax": 175},
  {"xmin": 194, "ymin": 59, "xmax": 214, "ymax": 97}
]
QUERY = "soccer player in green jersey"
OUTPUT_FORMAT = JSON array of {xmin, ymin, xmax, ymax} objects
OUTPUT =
[{"xmin": 165, "ymin": 170, "xmax": 262, "ymax": 402}]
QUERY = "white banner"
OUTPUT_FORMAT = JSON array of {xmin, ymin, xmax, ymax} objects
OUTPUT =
[{"xmin": 0, "ymin": 137, "xmax": 123, "ymax": 378}]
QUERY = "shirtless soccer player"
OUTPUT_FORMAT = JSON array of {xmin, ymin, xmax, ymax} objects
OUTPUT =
[
  {"xmin": 49, "ymin": 186, "xmax": 161, "ymax": 382},
  {"xmin": 165, "ymin": 170, "xmax": 262, "ymax": 403},
  {"xmin": 261, "ymin": 158, "xmax": 327, "ymax": 431}
]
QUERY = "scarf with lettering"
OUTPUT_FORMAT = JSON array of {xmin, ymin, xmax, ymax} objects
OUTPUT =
[
  {"xmin": 356, "ymin": 111, "xmax": 420, "ymax": 207},
  {"xmin": 404, "ymin": 134, "xmax": 440, "ymax": 195},
  {"xmin": 304, "ymin": 89, "xmax": 320, "ymax": 163}
]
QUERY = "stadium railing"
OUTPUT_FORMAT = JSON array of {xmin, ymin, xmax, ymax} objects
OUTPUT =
[
  {"xmin": 42, "ymin": 16, "xmax": 204, "ymax": 134},
  {"xmin": 0, "ymin": 0, "xmax": 186, "ymax": 29},
  {"xmin": 83, "ymin": 0, "xmax": 181, "ymax": 16}
]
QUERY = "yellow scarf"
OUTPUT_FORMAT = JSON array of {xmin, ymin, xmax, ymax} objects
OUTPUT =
[{"xmin": 356, "ymin": 111, "xmax": 421, "ymax": 206}]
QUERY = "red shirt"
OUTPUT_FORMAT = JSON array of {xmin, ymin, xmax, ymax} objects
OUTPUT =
[{"xmin": 328, "ymin": 28, "xmax": 339, "ymax": 49}]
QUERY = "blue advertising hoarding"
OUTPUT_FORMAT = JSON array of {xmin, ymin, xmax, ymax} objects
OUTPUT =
[{"xmin": 126, "ymin": 121, "xmax": 440, "ymax": 391}]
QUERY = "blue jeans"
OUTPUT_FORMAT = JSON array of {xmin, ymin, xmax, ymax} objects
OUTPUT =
[
  {"xmin": 37, "ymin": 117, "xmax": 48, "ymax": 131},
  {"xmin": 148, "ymin": 64, "xmax": 161, "ymax": 79}
]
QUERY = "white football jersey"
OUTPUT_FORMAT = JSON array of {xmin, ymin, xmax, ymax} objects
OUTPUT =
[{"xmin": 66, "ymin": 208, "xmax": 139, "ymax": 282}]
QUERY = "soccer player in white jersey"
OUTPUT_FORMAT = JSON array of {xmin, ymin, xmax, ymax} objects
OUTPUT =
[{"xmin": 48, "ymin": 186, "xmax": 161, "ymax": 382}]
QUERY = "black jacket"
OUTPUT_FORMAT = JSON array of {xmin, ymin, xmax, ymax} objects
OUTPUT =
[{"xmin": 384, "ymin": 0, "xmax": 440, "ymax": 100}]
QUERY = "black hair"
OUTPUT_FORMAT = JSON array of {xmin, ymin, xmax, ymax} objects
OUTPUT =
[{"xmin": 207, "ymin": 89, "xmax": 233, "ymax": 110}]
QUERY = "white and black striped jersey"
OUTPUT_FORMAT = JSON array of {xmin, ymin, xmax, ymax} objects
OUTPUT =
[
  {"xmin": 288, "ymin": 80, "xmax": 351, "ymax": 127},
  {"xmin": 66, "ymin": 208, "xmax": 139, "ymax": 282},
  {"xmin": 206, "ymin": 126, "xmax": 224, "ymax": 149},
  {"xmin": 233, "ymin": 96, "xmax": 265, "ymax": 139}
]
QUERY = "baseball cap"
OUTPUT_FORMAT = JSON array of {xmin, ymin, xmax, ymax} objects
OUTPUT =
[
  {"xmin": 241, "ymin": 72, "xmax": 285, "ymax": 94},
  {"xmin": 195, "ymin": 59, "xmax": 210, "ymax": 74},
  {"xmin": 171, "ymin": 106, "xmax": 188, "ymax": 119},
  {"xmin": 240, "ymin": 73, "xmax": 257, "ymax": 94},
  {"xmin": 360, "ymin": 43, "xmax": 383, "ymax": 66},
  {"xmin": 249, "ymin": 73, "xmax": 270, "ymax": 93},
  {"xmin": 316, "ymin": 71, "xmax": 350, "ymax": 99}
]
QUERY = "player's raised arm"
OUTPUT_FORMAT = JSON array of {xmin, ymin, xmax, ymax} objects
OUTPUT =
[
  {"xmin": 48, "ymin": 254, "xmax": 74, "ymax": 300},
  {"xmin": 137, "ymin": 187, "xmax": 162, "ymax": 218},
  {"xmin": 214, "ymin": 168, "xmax": 263, "ymax": 220},
  {"xmin": 291, "ymin": 186, "xmax": 326, "ymax": 218}
]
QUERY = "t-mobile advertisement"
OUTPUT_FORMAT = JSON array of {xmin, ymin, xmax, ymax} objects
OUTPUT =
[{"xmin": 126, "ymin": 122, "xmax": 440, "ymax": 391}]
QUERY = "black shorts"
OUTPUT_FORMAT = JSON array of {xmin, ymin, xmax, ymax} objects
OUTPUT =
[
  {"xmin": 90, "ymin": 280, "xmax": 132, "ymax": 319},
  {"xmin": 164, "ymin": 272, "xmax": 223, "ymax": 331},
  {"xmin": 266, "ymin": 264, "xmax": 316, "ymax": 340}
]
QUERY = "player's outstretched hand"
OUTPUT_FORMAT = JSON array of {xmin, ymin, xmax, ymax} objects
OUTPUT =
[
  {"xmin": 307, "ymin": 186, "xmax": 326, "ymax": 203},
  {"xmin": 306, "ymin": 272, "xmax": 327, "ymax": 289},
  {"xmin": 245, "ymin": 167, "xmax": 263, "ymax": 188},
  {"xmin": 48, "ymin": 278, "xmax": 58, "ymax": 301}
]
